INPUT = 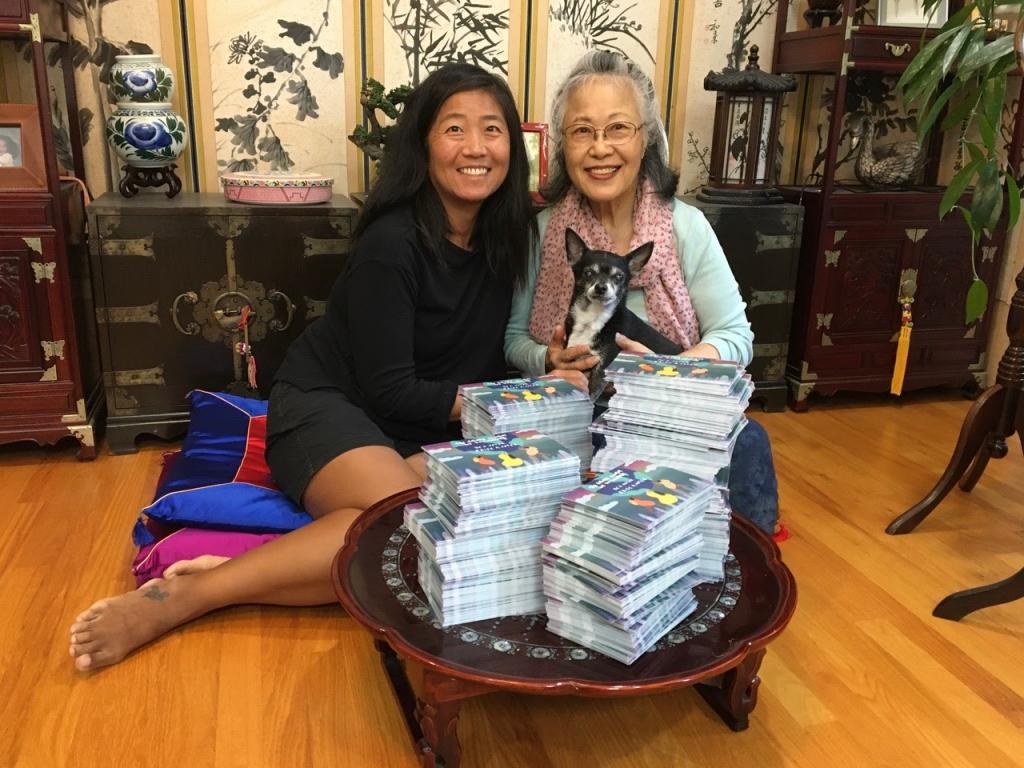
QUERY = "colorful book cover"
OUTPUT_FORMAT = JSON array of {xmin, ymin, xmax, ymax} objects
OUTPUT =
[
  {"xmin": 605, "ymin": 353, "xmax": 742, "ymax": 385},
  {"xmin": 423, "ymin": 431, "xmax": 577, "ymax": 479},
  {"xmin": 563, "ymin": 460, "xmax": 711, "ymax": 529},
  {"xmin": 460, "ymin": 377, "xmax": 590, "ymax": 411}
]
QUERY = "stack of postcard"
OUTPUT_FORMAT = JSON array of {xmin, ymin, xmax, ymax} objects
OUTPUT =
[
  {"xmin": 590, "ymin": 354, "xmax": 752, "ymax": 484},
  {"xmin": 406, "ymin": 430, "xmax": 581, "ymax": 626},
  {"xmin": 540, "ymin": 460, "xmax": 717, "ymax": 664},
  {"xmin": 590, "ymin": 354, "xmax": 752, "ymax": 581},
  {"xmin": 460, "ymin": 377, "xmax": 594, "ymax": 469}
]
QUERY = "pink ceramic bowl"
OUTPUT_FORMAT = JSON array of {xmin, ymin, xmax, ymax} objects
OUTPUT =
[{"xmin": 220, "ymin": 171, "xmax": 333, "ymax": 205}]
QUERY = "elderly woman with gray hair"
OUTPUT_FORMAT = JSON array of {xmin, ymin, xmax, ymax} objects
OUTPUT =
[{"xmin": 504, "ymin": 50, "xmax": 779, "ymax": 534}]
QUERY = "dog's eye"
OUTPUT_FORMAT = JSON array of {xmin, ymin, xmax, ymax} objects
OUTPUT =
[
  {"xmin": 613, "ymin": 273, "xmax": 624, "ymax": 282},
  {"xmin": 582, "ymin": 268, "xmax": 595, "ymax": 278}
]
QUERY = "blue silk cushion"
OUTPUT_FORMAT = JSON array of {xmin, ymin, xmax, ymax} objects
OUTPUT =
[{"xmin": 134, "ymin": 390, "xmax": 313, "ymax": 546}]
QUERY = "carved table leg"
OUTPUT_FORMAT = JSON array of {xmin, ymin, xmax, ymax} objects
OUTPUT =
[
  {"xmin": 694, "ymin": 648, "xmax": 766, "ymax": 731},
  {"xmin": 933, "ymin": 567, "xmax": 1024, "ymax": 621},
  {"xmin": 886, "ymin": 385, "xmax": 1006, "ymax": 534},
  {"xmin": 415, "ymin": 686, "xmax": 463, "ymax": 768},
  {"xmin": 373, "ymin": 640, "xmax": 492, "ymax": 768}
]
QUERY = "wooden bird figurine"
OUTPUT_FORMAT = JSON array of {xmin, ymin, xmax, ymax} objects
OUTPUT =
[{"xmin": 851, "ymin": 115, "xmax": 925, "ymax": 189}]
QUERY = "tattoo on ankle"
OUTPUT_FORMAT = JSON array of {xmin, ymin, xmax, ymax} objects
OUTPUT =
[{"xmin": 143, "ymin": 585, "xmax": 169, "ymax": 602}]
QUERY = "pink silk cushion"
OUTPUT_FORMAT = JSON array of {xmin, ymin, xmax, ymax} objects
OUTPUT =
[{"xmin": 132, "ymin": 527, "xmax": 281, "ymax": 586}]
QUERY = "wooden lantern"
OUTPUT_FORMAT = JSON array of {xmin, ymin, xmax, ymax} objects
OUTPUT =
[{"xmin": 699, "ymin": 46, "xmax": 796, "ymax": 205}]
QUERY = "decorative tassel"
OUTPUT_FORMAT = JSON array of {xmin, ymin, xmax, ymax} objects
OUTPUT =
[{"xmin": 890, "ymin": 294, "xmax": 914, "ymax": 396}]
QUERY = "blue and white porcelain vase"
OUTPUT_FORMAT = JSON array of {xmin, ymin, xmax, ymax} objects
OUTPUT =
[
  {"xmin": 108, "ymin": 54, "xmax": 174, "ymax": 103},
  {"xmin": 106, "ymin": 54, "xmax": 188, "ymax": 171},
  {"xmin": 106, "ymin": 104, "xmax": 187, "ymax": 168}
]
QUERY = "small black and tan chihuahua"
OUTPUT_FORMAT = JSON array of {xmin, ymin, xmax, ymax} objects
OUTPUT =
[{"xmin": 562, "ymin": 227, "xmax": 682, "ymax": 399}]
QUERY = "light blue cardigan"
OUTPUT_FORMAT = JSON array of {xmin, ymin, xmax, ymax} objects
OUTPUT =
[{"xmin": 504, "ymin": 197, "xmax": 754, "ymax": 376}]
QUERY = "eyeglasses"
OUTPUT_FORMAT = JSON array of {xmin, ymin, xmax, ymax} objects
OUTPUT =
[{"xmin": 562, "ymin": 121, "xmax": 641, "ymax": 146}]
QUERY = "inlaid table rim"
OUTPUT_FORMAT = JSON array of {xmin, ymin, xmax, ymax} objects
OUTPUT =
[{"xmin": 332, "ymin": 487, "xmax": 797, "ymax": 697}]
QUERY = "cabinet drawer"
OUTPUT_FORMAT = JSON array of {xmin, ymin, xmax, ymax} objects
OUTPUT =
[
  {"xmin": 0, "ymin": 0, "xmax": 28, "ymax": 24},
  {"xmin": 0, "ymin": 201, "xmax": 53, "ymax": 229},
  {"xmin": 851, "ymin": 31, "xmax": 928, "ymax": 68}
]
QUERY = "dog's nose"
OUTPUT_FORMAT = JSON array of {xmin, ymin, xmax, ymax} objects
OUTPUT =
[{"xmin": 593, "ymin": 283, "xmax": 607, "ymax": 296}]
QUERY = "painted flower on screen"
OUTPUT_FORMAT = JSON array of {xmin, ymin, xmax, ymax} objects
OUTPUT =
[
  {"xmin": 125, "ymin": 121, "xmax": 172, "ymax": 150},
  {"xmin": 124, "ymin": 69, "xmax": 157, "ymax": 96}
]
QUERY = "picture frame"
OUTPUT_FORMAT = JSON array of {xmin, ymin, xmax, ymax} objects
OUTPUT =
[
  {"xmin": 992, "ymin": 4, "xmax": 1019, "ymax": 33},
  {"xmin": 521, "ymin": 122, "xmax": 548, "ymax": 204},
  {"xmin": 877, "ymin": 0, "xmax": 949, "ymax": 27},
  {"xmin": 0, "ymin": 104, "xmax": 47, "ymax": 189}
]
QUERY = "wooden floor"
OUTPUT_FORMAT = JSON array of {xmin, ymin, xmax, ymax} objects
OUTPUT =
[{"xmin": 1, "ymin": 392, "xmax": 1022, "ymax": 768}]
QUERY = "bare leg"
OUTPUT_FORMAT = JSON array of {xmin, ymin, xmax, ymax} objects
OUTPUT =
[
  {"xmin": 69, "ymin": 447, "xmax": 424, "ymax": 671},
  {"xmin": 160, "ymin": 453, "xmax": 429, "ymax": 579}
]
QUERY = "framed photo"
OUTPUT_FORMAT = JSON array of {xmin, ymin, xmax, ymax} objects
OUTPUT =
[
  {"xmin": 877, "ymin": 0, "xmax": 949, "ymax": 27},
  {"xmin": 521, "ymin": 122, "xmax": 548, "ymax": 204},
  {"xmin": 992, "ymin": 4, "xmax": 1019, "ymax": 33},
  {"xmin": 0, "ymin": 104, "xmax": 47, "ymax": 189}
]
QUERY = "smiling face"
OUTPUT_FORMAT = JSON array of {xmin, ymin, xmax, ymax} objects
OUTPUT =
[
  {"xmin": 427, "ymin": 89, "xmax": 511, "ymax": 221},
  {"xmin": 562, "ymin": 76, "xmax": 646, "ymax": 209}
]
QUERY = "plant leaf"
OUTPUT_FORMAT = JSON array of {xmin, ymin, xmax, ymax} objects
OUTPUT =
[
  {"xmin": 78, "ymin": 107, "xmax": 93, "ymax": 145},
  {"xmin": 965, "ymin": 278, "xmax": 988, "ymax": 324},
  {"xmin": 957, "ymin": 34, "xmax": 1014, "ymax": 77},
  {"xmin": 917, "ymin": 86, "xmax": 954, "ymax": 139},
  {"xmin": 312, "ymin": 46, "xmax": 344, "ymax": 78},
  {"xmin": 277, "ymin": 20, "xmax": 314, "ymax": 46},
  {"xmin": 971, "ymin": 159, "xmax": 1003, "ymax": 235},
  {"xmin": 898, "ymin": 26, "xmax": 961, "ymax": 93},
  {"xmin": 286, "ymin": 78, "xmax": 319, "ymax": 121},
  {"xmin": 940, "ymin": 159, "xmax": 982, "ymax": 219},
  {"xmin": 227, "ymin": 158, "xmax": 257, "ymax": 173},
  {"xmin": 940, "ymin": 91, "xmax": 981, "ymax": 132},
  {"xmin": 256, "ymin": 46, "xmax": 297, "ymax": 73},
  {"xmin": 229, "ymin": 114, "xmax": 261, "ymax": 155},
  {"xmin": 1007, "ymin": 172, "xmax": 1021, "ymax": 233},
  {"xmin": 941, "ymin": 25, "xmax": 972, "ymax": 77},
  {"xmin": 257, "ymin": 133, "xmax": 295, "ymax": 171}
]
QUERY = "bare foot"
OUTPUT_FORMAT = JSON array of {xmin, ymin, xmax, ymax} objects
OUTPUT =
[
  {"xmin": 68, "ymin": 576, "xmax": 204, "ymax": 671},
  {"xmin": 164, "ymin": 555, "xmax": 230, "ymax": 578}
]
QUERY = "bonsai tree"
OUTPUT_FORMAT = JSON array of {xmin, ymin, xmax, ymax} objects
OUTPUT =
[
  {"xmin": 898, "ymin": 0, "xmax": 1023, "ymax": 323},
  {"xmin": 348, "ymin": 79, "xmax": 413, "ymax": 171}
]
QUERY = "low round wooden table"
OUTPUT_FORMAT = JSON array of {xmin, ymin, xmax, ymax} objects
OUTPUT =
[{"xmin": 333, "ymin": 489, "xmax": 796, "ymax": 768}]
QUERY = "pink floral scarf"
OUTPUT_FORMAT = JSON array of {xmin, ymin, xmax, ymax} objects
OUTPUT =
[{"xmin": 528, "ymin": 179, "xmax": 700, "ymax": 348}]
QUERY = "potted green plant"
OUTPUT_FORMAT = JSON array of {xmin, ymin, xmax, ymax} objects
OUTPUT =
[
  {"xmin": 348, "ymin": 78, "xmax": 413, "ymax": 172},
  {"xmin": 897, "ymin": 0, "xmax": 1023, "ymax": 323}
]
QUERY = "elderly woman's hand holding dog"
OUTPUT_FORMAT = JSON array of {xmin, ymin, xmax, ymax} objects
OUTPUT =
[{"xmin": 545, "ymin": 323, "xmax": 598, "ymax": 373}]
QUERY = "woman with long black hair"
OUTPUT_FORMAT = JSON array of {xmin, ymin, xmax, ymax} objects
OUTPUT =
[{"xmin": 69, "ymin": 63, "xmax": 536, "ymax": 671}]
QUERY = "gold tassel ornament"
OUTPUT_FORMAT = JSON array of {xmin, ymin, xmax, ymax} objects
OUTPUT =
[{"xmin": 890, "ymin": 294, "xmax": 913, "ymax": 396}]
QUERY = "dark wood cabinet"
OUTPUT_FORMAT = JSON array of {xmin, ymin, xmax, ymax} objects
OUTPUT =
[
  {"xmin": 772, "ymin": 0, "xmax": 1020, "ymax": 407},
  {"xmin": 0, "ymin": 1, "xmax": 101, "ymax": 457},
  {"xmin": 0, "ymin": 234, "xmax": 56, "ymax": 383},
  {"xmin": 780, "ymin": 189, "xmax": 1001, "ymax": 403},
  {"xmin": 682, "ymin": 196, "xmax": 803, "ymax": 412},
  {"xmin": 87, "ymin": 193, "xmax": 357, "ymax": 454}
]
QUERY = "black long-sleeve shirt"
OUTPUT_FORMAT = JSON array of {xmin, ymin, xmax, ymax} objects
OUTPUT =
[{"xmin": 274, "ymin": 205, "xmax": 512, "ymax": 445}]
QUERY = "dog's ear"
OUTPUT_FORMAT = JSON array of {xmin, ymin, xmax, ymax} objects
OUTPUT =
[
  {"xmin": 625, "ymin": 241, "xmax": 655, "ymax": 276},
  {"xmin": 565, "ymin": 228, "xmax": 587, "ymax": 266}
]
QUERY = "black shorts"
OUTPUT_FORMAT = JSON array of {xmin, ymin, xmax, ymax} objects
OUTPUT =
[{"xmin": 266, "ymin": 381, "xmax": 420, "ymax": 506}]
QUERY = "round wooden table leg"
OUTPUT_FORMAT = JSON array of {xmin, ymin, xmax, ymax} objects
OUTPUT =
[{"xmin": 694, "ymin": 648, "xmax": 766, "ymax": 731}]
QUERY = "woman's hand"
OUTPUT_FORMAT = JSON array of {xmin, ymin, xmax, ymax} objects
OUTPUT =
[
  {"xmin": 540, "ymin": 370, "xmax": 590, "ymax": 393},
  {"xmin": 614, "ymin": 333, "xmax": 653, "ymax": 355},
  {"xmin": 546, "ymin": 324, "xmax": 598, "ymax": 373}
]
